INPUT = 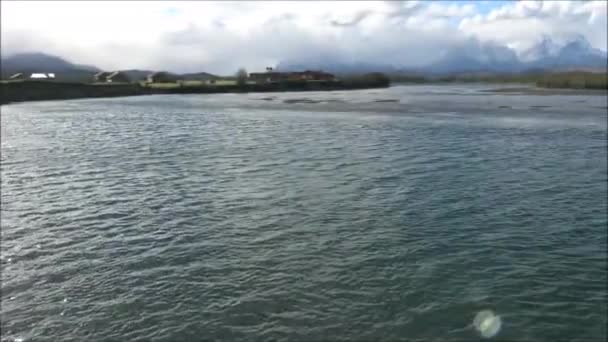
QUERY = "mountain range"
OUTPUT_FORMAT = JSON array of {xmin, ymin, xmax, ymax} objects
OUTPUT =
[
  {"xmin": 1, "ymin": 36, "xmax": 606, "ymax": 81},
  {"xmin": 277, "ymin": 36, "xmax": 607, "ymax": 75}
]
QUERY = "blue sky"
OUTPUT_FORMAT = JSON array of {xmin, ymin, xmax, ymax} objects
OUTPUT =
[
  {"xmin": 1, "ymin": 1, "xmax": 606, "ymax": 73},
  {"xmin": 165, "ymin": 7, "xmax": 180, "ymax": 17},
  {"xmin": 449, "ymin": 0, "xmax": 512, "ymax": 14}
]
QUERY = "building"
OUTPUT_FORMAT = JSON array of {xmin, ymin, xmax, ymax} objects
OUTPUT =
[
  {"xmin": 31, "ymin": 73, "xmax": 55, "ymax": 79},
  {"xmin": 105, "ymin": 71, "xmax": 130, "ymax": 83},
  {"xmin": 93, "ymin": 71, "xmax": 111, "ymax": 82},
  {"xmin": 7, "ymin": 72, "xmax": 59, "ymax": 81},
  {"xmin": 93, "ymin": 71, "xmax": 130, "ymax": 83},
  {"xmin": 248, "ymin": 71, "xmax": 289, "ymax": 83},
  {"xmin": 9, "ymin": 73, "xmax": 56, "ymax": 80},
  {"xmin": 147, "ymin": 71, "xmax": 178, "ymax": 83},
  {"xmin": 249, "ymin": 71, "xmax": 289, "ymax": 83},
  {"xmin": 292, "ymin": 70, "xmax": 336, "ymax": 81},
  {"xmin": 9, "ymin": 73, "xmax": 25, "ymax": 80},
  {"xmin": 249, "ymin": 70, "xmax": 336, "ymax": 83}
]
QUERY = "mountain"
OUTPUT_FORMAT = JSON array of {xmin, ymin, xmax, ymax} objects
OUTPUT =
[
  {"xmin": 276, "ymin": 36, "xmax": 606, "ymax": 76},
  {"xmin": 520, "ymin": 35, "xmax": 561, "ymax": 62},
  {"xmin": 1, "ymin": 52, "xmax": 100, "ymax": 82},
  {"xmin": 406, "ymin": 40, "xmax": 523, "ymax": 75},
  {"xmin": 4, "ymin": 37, "xmax": 605, "ymax": 83},
  {"xmin": 524, "ymin": 35, "xmax": 607, "ymax": 71},
  {"xmin": 1, "ymin": 52, "xmax": 100, "ymax": 73},
  {"xmin": 275, "ymin": 39, "xmax": 525, "ymax": 76}
]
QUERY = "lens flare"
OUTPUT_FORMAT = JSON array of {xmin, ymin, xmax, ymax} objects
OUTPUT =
[{"xmin": 474, "ymin": 310, "xmax": 502, "ymax": 338}]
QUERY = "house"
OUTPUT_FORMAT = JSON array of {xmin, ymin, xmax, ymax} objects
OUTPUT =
[
  {"xmin": 29, "ymin": 73, "xmax": 56, "ymax": 80},
  {"xmin": 105, "ymin": 71, "xmax": 130, "ymax": 83},
  {"xmin": 248, "ymin": 72, "xmax": 290, "ymax": 83},
  {"xmin": 291, "ymin": 70, "xmax": 336, "ymax": 81},
  {"xmin": 92, "ymin": 71, "xmax": 130, "ymax": 83},
  {"xmin": 147, "ymin": 71, "xmax": 178, "ymax": 83},
  {"xmin": 9, "ymin": 73, "xmax": 25, "ymax": 80},
  {"xmin": 8, "ymin": 72, "xmax": 58, "ymax": 80},
  {"xmin": 249, "ymin": 70, "xmax": 336, "ymax": 83},
  {"xmin": 93, "ymin": 71, "xmax": 111, "ymax": 82}
]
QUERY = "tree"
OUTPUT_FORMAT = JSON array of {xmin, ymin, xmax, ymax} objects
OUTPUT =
[{"xmin": 236, "ymin": 68, "xmax": 248, "ymax": 87}]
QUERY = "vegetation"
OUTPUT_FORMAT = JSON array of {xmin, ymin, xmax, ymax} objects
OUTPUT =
[
  {"xmin": 142, "ymin": 82, "xmax": 181, "ymax": 89},
  {"xmin": 0, "ymin": 80, "xmax": 141, "ymax": 104},
  {"xmin": 1, "ymin": 76, "xmax": 390, "ymax": 104},
  {"xmin": 536, "ymin": 72, "xmax": 607, "ymax": 90},
  {"xmin": 387, "ymin": 70, "xmax": 608, "ymax": 90},
  {"xmin": 341, "ymin": 72, "xmax": 391, "ymax": 88},
  {"xmin": 236, "ymin": 68, "xmax": 248, "ymax": 87}
]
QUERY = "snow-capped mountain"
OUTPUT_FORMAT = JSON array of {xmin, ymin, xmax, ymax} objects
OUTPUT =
[
  {"xmin": 520, "ymin": 35, "xmax": 561, "ymax": 62},
  {"xmin": 424, "ymin": 40, "xmax": 522, "ymax": 74},
  {"xmin": 524, "ymin": 35, "xmax": 607, "ymax": 70}
]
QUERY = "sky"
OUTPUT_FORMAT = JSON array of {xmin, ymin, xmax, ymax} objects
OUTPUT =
[{"xmin": 1, "ymin": 0, "xmax": 606, "ymax": 74}]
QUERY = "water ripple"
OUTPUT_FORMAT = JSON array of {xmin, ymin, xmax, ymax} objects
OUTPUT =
[{"xmin": 1, "ymin": 86, "xmax": 606, "ymax": 341}]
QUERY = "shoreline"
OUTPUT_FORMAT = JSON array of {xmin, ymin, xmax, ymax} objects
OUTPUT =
[
  {"xmin": 0, "ymin": 79, "xmax": 390, "ymax": 105},
  {"xmin": 483, "ymin": 86, "xmax": 608, "ymax": 96},
  {"xmin": 3, "ymin": 81, "xmax": 606, "ymax": 106},
  {"xmin": 391, "ymin": 81, "xmax": 608, "ymax": 95}
]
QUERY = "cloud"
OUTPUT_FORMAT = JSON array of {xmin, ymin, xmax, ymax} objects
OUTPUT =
[
  {"xmin": 460, "ymin": 0, "xmax": 607, "ymax": 52},
  {"xmin": 1, "ymin": 1, "xmax": 606, "ymax": 74},
  {"xmin": 330, "ymin": 10, "xmax": 373, "ymax": 27},
  {"xmin": 385, "ymin": 1, "xmax": 426, "ymax": 19}
]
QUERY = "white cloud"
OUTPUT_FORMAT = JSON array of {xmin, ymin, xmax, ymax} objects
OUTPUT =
[
  {"xmin": 460, "ymin": 0, "xmax": 607, "ymax": 52},
  {"xmin": 1, "ymin": 1, "xmax": 606, "ymax": 74}
]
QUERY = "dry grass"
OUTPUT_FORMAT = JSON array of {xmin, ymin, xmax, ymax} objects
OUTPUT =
[
  {"xmin": 143, "ymin": 82, "xmax": 182, "ymax": 89},
  {"xmin": 212, "ymin": 80, "xmax": 238, "ymax": 86},
  {"xmin": 141, "ymin": 79, "xmax": 238, "ymax": 88},
  {"xmin": 536, "ymin": 72, "xmax": 607, "ymax": 89}
]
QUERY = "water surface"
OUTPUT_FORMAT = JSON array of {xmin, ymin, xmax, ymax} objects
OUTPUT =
[{"xmin": 2, "ymin": 85, "xmax": 607, "ymax": 341}]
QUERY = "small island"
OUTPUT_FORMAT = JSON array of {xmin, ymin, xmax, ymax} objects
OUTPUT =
[
  {"xmin": 2, "ymin": 64, "xmax": 606, "ymax": 105},
  {"xmin": 0, "ymin": 68, "xmax": 391, "ymax": 105}
]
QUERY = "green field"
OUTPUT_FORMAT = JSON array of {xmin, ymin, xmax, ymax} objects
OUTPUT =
[{"xmin": 139, "ymin": 79, "xmax": 241, "ymax": 88}]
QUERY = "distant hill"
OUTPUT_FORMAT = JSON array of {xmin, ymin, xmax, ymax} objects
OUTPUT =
[
  {"xmin": 180, "ymin": 72, "xmax": 220, "ymax": 81},
  {"xmin": 120, "ymin": 70, "xmax": 156, "ymax": 81},
  {"xmin": 1, "ymin": 52, "xmax": 100, "ymax": 82},
  {"xmin": 1, "ymin": 52, "xmax": 100, "ymax": 73},
  {"xmin": 121, "ymin": 70, "xmax": 220, "ymax": 81},
  {"xmin": 0, "ymin": 53, "xmax": 221, "ymax": 83}
]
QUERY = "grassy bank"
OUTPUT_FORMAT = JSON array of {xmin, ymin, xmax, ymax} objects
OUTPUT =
[
  {"xmin": 1, "ymin": 75, "xmax": 390, "ymax": 105},
  {"xmin": 390, "ymin": 71, "xmax": 608, "ymax": 90},
  {"xmin": 535, "ymin": 72, "xmax": 607, "ymax": 89},
  {"xmin": 0, "ymin": 80, "xmax": 145, "ymax": 104}
]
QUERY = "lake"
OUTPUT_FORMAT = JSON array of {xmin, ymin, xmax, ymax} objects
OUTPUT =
[{"xmin": 1, "ymin": 85, "xmax": 606, "ymax": 341}]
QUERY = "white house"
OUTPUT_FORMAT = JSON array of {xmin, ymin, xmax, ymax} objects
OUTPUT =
[{"xmin": 30, "ymin": 73, "xmax": 56, "ymax": 79}]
